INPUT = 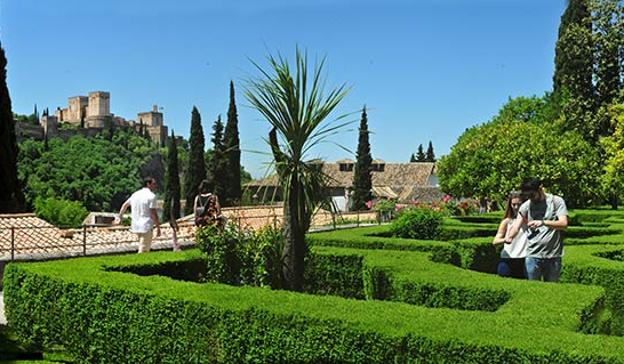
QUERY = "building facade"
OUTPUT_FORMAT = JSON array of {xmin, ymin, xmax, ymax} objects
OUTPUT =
[
  {"xmin": 17, "ymin": 91, "xmax": 169, "ymax": 146},
  {"xmin": 247, "ymin": 159, "xmax": 442, "ymax": 212}
]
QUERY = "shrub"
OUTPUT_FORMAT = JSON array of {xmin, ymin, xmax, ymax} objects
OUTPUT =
[
  {"xmin": 33, "ymin": 197, "xmax": 88, "ymax": 228},
  {"xmin": 372, "ymin": 199, "xmax": 396, "ymax": 222},
  {"xmin": 195, "ymin": 222, "xmax": 284, "ymax": 288},
  {"xmin": 389, "ymin": 208, "xmax": 443, "ymax": 240}
]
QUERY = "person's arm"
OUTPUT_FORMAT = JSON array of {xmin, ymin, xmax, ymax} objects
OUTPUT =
[
  {"xmin": 527, "ymin": 216, "xmax": 568, "ymax": 230},
  {"xmin": 193, "ymin": 195, "xmax": 199, "ymax": 217},
  {"xmin": 150, "ymin": 208, "xmax": 161, "ymax": 236},
  {"xmin": 527, "ymin": 197, "xmax": 568, "ymax": 230},
  {"xmin": 505, "ymin": 214, "xmax": 525, "ymax": 243},
  {"xmin": 492, "ymin": 218, "xmax": 509, "ymax": 245},
  {"xmin": 115, "ymin": 199, "xmax": 131, "ymax": 224},
  {"xmin": 214, "ymin": 195, "xmax": 222, "ymax": 215}
]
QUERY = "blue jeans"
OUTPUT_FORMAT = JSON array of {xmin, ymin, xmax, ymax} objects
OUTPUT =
[
  {"xmin": 525, "ymin": 257, "xmax": 561, "ymax": 282},
  {"xmin": 497, "ymin": 258, "xmax": 526, "ymax": 279}
]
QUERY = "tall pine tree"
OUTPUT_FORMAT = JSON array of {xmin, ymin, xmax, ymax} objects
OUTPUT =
[
  {"xmin": 0, "ymin": 42, "xmax": 23, "ymax": 212},
  {"xmin": 184, "ymin": 106, "xmax": 206, "ymax": 215},
  {"xmin": 163, "ymin": 130, "xmax": 181, "ymax": 222},
  {"xmin": 223, "ymin": 81, "xmax": 241, "ymax": 206},
  {"xmin": 209, "ymin": 115, "xmax": 228, "ymax": 199},
  {"xmin": 553, "ymin": 0, "xmax": 597, "ymax": 140},
  {"xmin": 352, "ymin": 107, "xmax": 373, "ymax": 210},
  {"xmin": 426, "ymin": 141, "xmax": 436, "ymax": 162},
  {"xmin": 416, "ymin": 144, "xmax": 426, "ymax": 162}
]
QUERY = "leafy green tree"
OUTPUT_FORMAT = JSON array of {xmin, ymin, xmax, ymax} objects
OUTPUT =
[
  {"xmin": 209, "ymin": 115, "xmax": 227, "ymax": 199},
  {"xmin": 223, "ymin": 81, "xmax": 242, "ymax": 206},
  {"xmin": 437, "ymin": 121, "xmax": 601, "ymax": 208},
  {"xmin": 0, "ymin": 42, "xmax": 24, "ymax": 212},
  {"xmin": 491, "ymin": 95, "xmax": 556, "ymax": 124},
  {"xmin": 34, "ymin": 197, "xmax": 88, "ymax": 228},
  {"xmin": 246, "ymin": 49, "xmax": 350, "ymax": 291},
  {"xmin": 416, "ymin": 144, "xmax": 426, "ymax": 161},
  {"xmin": 18, "ymin": 131, "xmax": 157, "ymax": 211},
  {"xmin": 600, "ymin": 104, "xmax": 624, "ymax": 209},
  {"xmin": 163, "ymin": 130, "xmax": 181, "ymax": 222},
  {"xmin": 352, "ymin": 106, "xmax": 372, "ymax": 210},
  {"xmin": 553, "ymin": 0, "xmax": 597, "ymax": 140},
  {"xmin": 593, "ymin": 0, "xmax": 623, "ymax": 137},
  {"xmin": 184, "ymin": 106, "xmax": 206, "ymax": 215},
  {"xmin": 594, "ymin": 0, "xmax": 622, "ymax": 108},
  {"xmin": 426, "ymin": 141, "xmax": 435, "ymax": 162}
]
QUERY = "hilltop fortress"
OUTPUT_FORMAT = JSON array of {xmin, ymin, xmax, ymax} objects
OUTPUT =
[{"xmin": 16, "ymin": 91, "xmax": 169, "ymax": 146}]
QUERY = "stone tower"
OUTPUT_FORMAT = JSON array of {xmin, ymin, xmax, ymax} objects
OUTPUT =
[
  {"xmin": 66, "ymin": 96, "xmax": 88, "ymax": 126},
  {"xmin": 86, "ymin": 91, "xmax": 111, "ymax": 128}
]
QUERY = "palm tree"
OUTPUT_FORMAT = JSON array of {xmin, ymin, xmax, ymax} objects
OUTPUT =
[{"xmin": 245, "ymin": 49, "xmax": 350, "ymax": 291}]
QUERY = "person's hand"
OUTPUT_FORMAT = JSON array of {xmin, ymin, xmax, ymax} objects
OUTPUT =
[
  {"xmin": 504, "ymin": 237, "xmax": 513, "ymax": 244},
  {"xmin": 527, "ymin": 220, "xmax": 544, "ymax": 229}
]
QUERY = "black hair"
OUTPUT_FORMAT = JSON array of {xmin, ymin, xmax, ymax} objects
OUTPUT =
[
  {"xmin": 143, "ymin": 176, "xmax": 156, "ymax": 187},
  {"xmin": 520, "ymin": 177, "xmax": 541, "ymax": 193},
  {"xmin": 198, "ymin": 180, "xmax": 211, "ymax": 194}
]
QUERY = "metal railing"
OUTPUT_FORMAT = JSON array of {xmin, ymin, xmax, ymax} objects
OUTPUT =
[{"xmin": 0, "ymin": 209, "xmax": 378, "ymax": 261}]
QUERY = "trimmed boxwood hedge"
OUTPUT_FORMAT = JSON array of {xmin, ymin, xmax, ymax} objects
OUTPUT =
[
  {"xmin": 8, "ymin": 209, "xmax": 624, "ymax": 362},
  {"xmin": 5, "ymin": 246, "xmax": 624, "ymax": 363}
]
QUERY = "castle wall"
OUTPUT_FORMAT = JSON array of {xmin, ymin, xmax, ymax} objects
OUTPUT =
[{"xmin": 15, "ymin": 121, "xmax": 44, "ymax": 142}]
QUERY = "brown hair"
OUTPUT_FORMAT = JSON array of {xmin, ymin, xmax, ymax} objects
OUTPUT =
[{"xmin": 503, "ymin": 191, "xmax": 525, "ymax": 220}]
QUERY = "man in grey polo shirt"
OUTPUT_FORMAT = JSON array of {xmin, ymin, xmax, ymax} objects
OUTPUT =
[{"xmin": 506, "ymin": 178, "xmax": 568, "ymax": 282}]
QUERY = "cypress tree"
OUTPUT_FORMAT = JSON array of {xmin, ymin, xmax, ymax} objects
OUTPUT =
[
  {"xmin": 223, "ymin": 81, "xmax": 241, "ymax": 206},
  {"xmin": 426, "ymin": 141, "xmax": 436, "ymax": 162},
  {"xmin": 594, "ymin": 0, "xmax": 623, "ymax": 137},
  {"xmin": 416, "ymin": 144, "xmax": 426, "ymax": 162},
  {"xmin": 0, "ymin": 43, "xmax": 24, "ymax": 212},
  {"xmin": 184, "ymin": 106, "xmax": 206, "ymax": 215},
  {"xmin": 209, "ymin": 115, "xmax": 227, "ymax": 199},
  {"xmin": 33, "ymin": 103, "xmax": 38, "ymax": 124},
  {"xmin": 352, "ymin": 106, "xmax": 373, "ymax": 210},
  {"xmin": 553, "ymin": 0, "xmax": 596, "ymax": 139},
  {"xmin": 594, "ymin": 0, "xmax": 621, "ymax": 107},
  {"xmin": 163, "ymin": 130, "xmax": 181, "ymax": 222}
]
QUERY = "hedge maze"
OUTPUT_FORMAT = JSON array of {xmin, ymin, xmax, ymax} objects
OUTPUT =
[{"xmin": 6, "ymin": 210, "xmax": 624, "ymax": 362}]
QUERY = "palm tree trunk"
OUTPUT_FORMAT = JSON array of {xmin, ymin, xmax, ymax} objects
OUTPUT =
[{"xmin": 281, "ymin": 178, "xmax": 306, "ymax": 291}]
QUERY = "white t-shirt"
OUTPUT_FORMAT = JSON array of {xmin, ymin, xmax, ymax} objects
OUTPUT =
[
  {"xmin": 501, "ymin": 219, "xmax": 528, "ymax": 259},
  {"xmin": 127, "ymin": 187, "xmax": 158, "ymax": 233}
]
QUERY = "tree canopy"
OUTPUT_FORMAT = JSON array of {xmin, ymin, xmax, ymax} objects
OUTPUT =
[
  {"xmin": 18, "ymin": 130, "xmax": 160, "ymax": 211},
  {"xmin": 437, "ymin": 120, "xmax": 601, "ymax": 208}
]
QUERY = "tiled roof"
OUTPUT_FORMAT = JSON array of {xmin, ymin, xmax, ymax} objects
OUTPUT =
[{"xmin": 247, "ymin": 161, "xmax": 436, "ymax": 188}]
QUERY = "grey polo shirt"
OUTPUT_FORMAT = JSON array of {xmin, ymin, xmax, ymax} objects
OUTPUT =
[{"xmin": 518, "ymin": 193, "xmax": 568, "ymax": 258}]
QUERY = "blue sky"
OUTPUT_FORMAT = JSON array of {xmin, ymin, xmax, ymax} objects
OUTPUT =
[{"xmin": 2, "ymin": 0, "xmax": 565, "ymax": 178}]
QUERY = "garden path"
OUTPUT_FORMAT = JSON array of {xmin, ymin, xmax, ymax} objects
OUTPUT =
[{"xmin": 0, "ymin": 291, "xmax": 5, "ymax": 325}]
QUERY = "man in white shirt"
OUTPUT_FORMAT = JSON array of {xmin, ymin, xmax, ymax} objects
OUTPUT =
[{"xmin": 116, "ymin": 177, "xmax": 161, "ymax": 253}]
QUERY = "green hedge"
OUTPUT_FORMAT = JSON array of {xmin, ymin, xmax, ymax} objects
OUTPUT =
[
  {"xmin": 6, "ymin": 248, "xmax": 624, "ymax": 363},
  {"xmin": 8, "ymin": 209, "xmax": 624, "ymax": 362}
]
